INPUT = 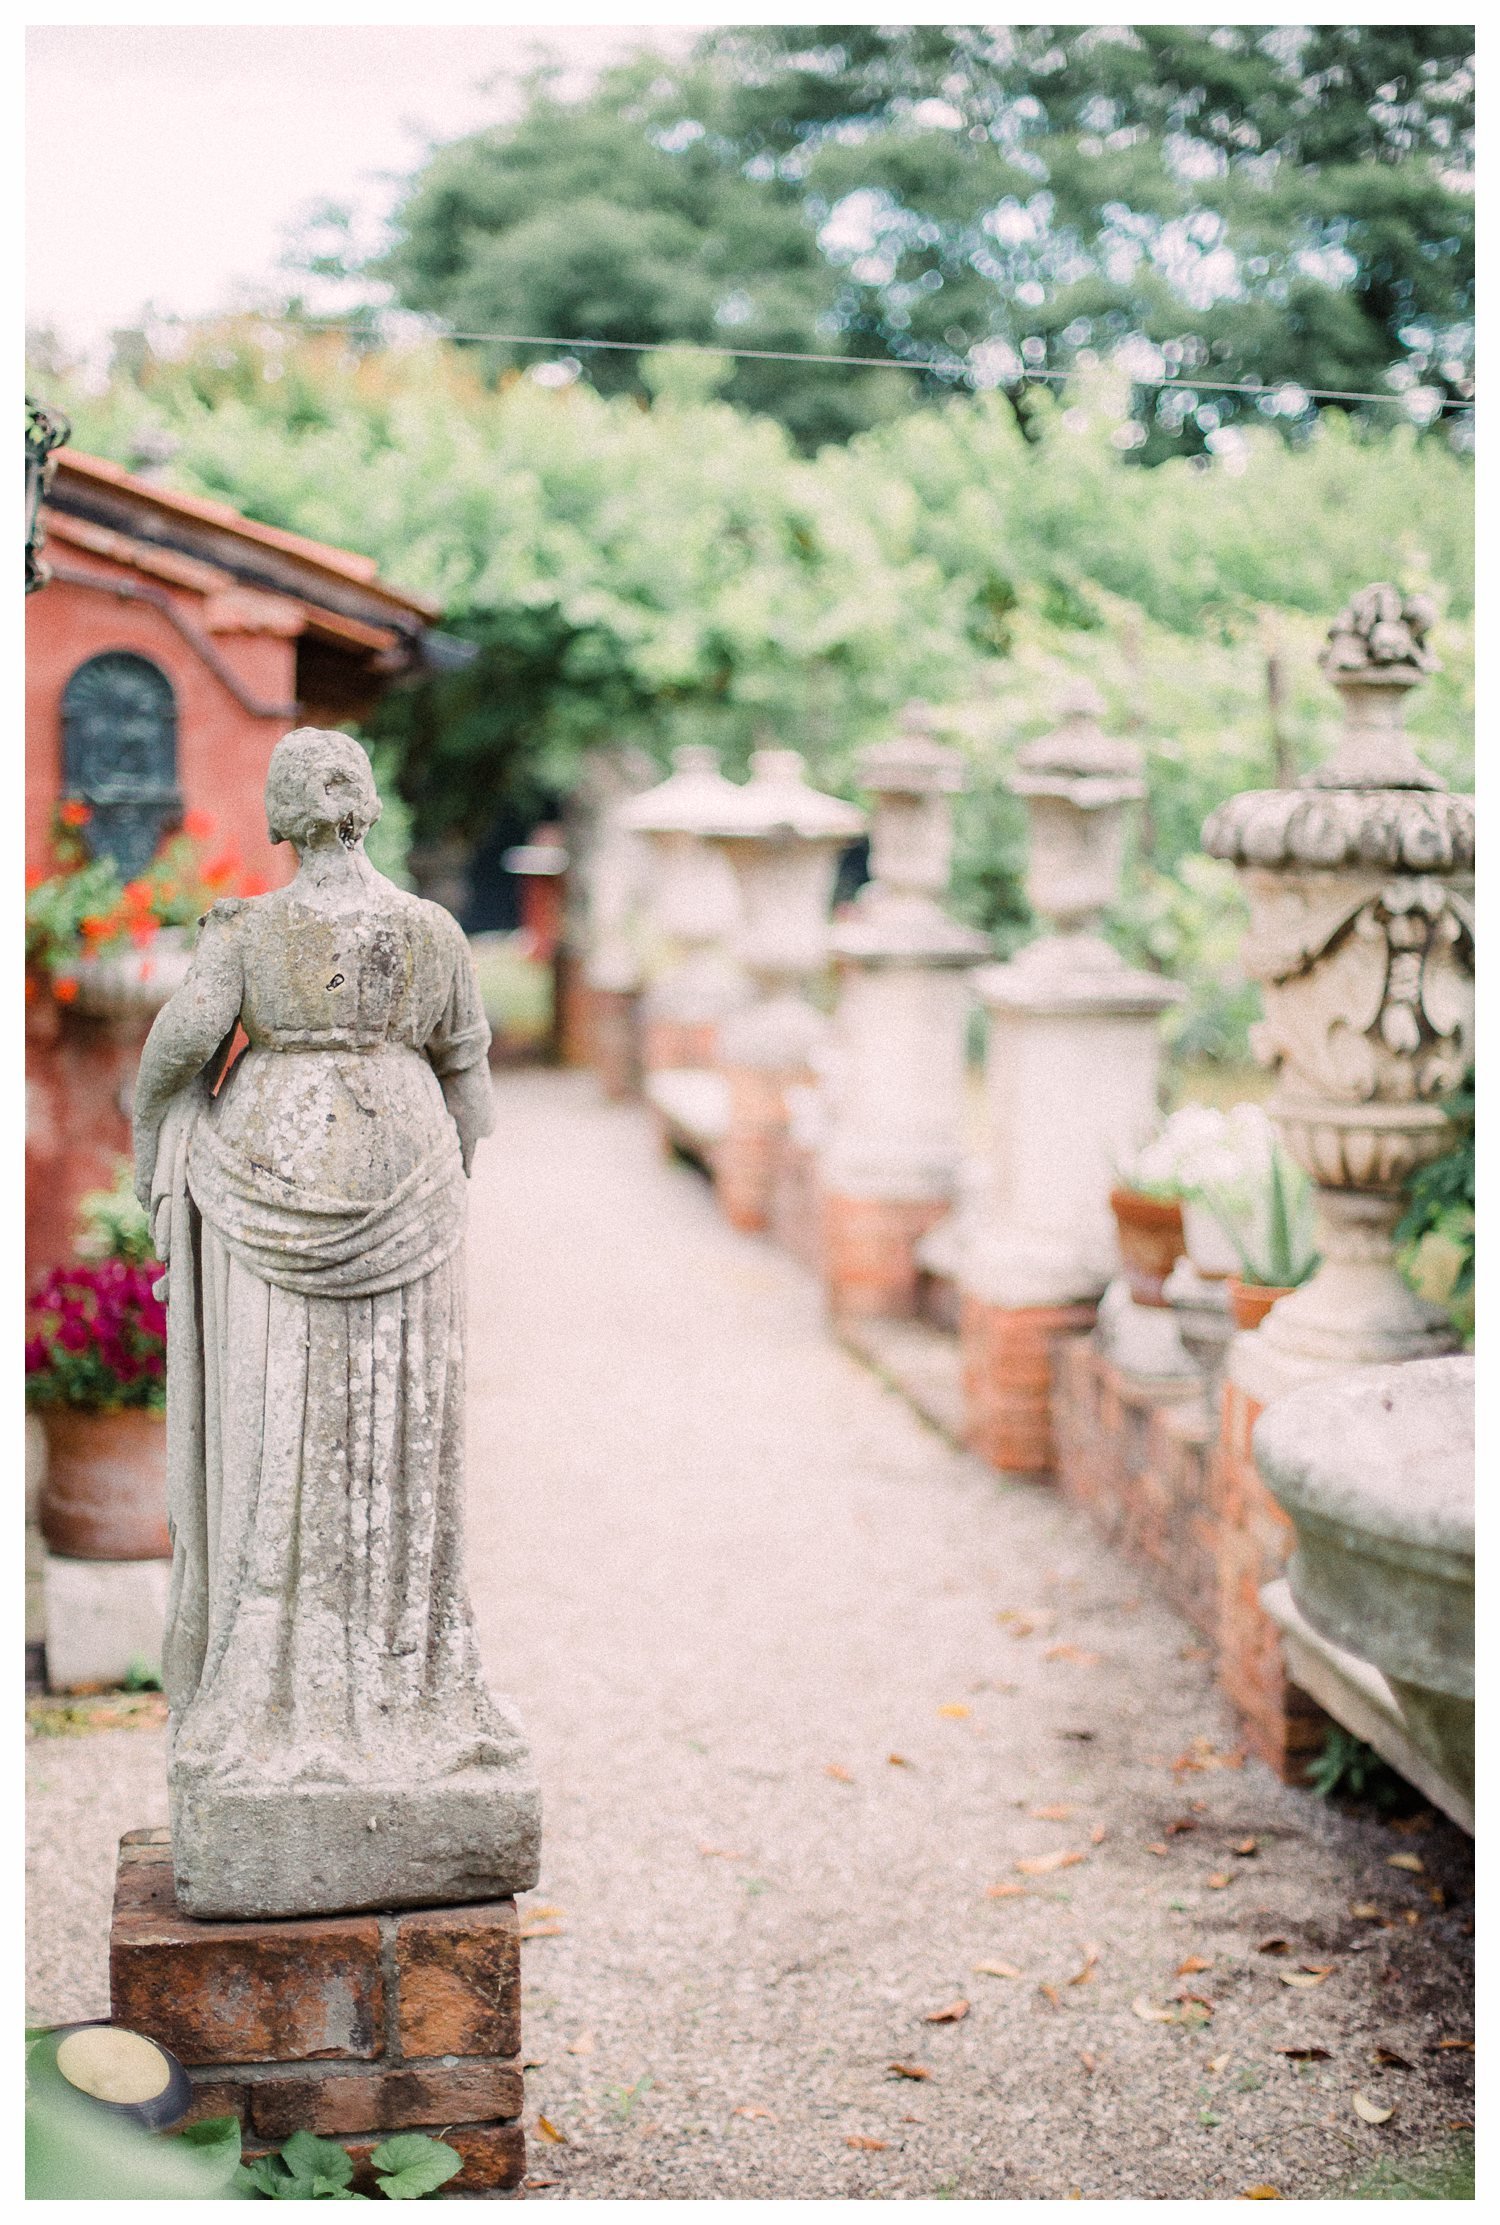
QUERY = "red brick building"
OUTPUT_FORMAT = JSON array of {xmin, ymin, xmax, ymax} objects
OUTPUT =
[{"xmin": 26, "ymin": 449, "xmax": 447, "ymax": 1281}]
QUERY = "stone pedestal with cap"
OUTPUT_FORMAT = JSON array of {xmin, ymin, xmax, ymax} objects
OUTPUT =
[
  {"xmin": 563, "ymin": 750, "xmax": 656, "ymax": 1097},
  {"xmin": 621, "ymin": 745, "xmax": 751, "ymax": 1088},
  {"xmin": 820, "ymin": 705, "xmax": 988, "ymax": 1319},
  {"xmin": 701, "ymin": 750, "xmax": 865, "ymax": 1233},
  {"xmin": 1201, "ymin": 585, "xmax": 1473, "ymax": 1773},
  {"xmin": 955, "ymin": 686, "xmax": 1182, "ymax": 1473}
]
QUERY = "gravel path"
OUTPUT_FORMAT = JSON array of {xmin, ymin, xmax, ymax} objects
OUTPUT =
[{"xmin": 28, "ymin": 1070, "xmax": 1473, "ymax": 2199}]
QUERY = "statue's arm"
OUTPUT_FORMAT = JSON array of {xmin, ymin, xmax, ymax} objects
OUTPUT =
[
  {"xmin": 132, "ymin": 909, "xmax": 246, "ymax": 1208},
  {"xmin": 425, "ymin": 914, "xmax": 495, "ymax": 1178}
]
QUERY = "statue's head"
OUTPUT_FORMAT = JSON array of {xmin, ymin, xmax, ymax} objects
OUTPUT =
[{"xmin": 265, "ymin": 727, "xmax": 382, "ymax": 850}]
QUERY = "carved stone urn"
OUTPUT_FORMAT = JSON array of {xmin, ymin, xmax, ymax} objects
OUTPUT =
[
  {"xmin": 1203, "ymin": 585, "xmax": 1473, "ymax": 1390},
  {"xmin": 619, "ymin": 745, "xmax": 750, "ymax": 1072}
]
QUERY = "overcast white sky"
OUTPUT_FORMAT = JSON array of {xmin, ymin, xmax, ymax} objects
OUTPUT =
[{"xmin": 27, "ymin": 22, "xmax": 702, "ymax": 355}]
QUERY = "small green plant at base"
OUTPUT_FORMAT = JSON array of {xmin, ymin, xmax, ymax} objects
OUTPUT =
[
  {"xmin": 235, "ymin": 2126, "xmax": 463, "ymax": 2199},
  {"xmin": 606, "ymin": 2074, "xmax": 654, "ymax": 2123},
  {"xmin": 121, "ymin": 1655, "xmax": 164, "ymax": 1693},
  {"xmin": 1305, "ymin": 1726, "xmax": 1411, "ymax": 1811},
  {"xmin": 1200, "ymin": 1143, "xmax": 1319, "ymax": 1288},
  {"xmin": 1395, "ymin": 1077, "xmax": 1474, "ymax": 1346}
]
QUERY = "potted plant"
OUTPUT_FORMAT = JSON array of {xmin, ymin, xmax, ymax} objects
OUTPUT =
[
  {"xmin": 1109, "ymin": 1105, "xmax": 1235, "ymax": 1305},
  {"xmin": 26, "ymin": 1167, "xmax": 170, "ymax": 1561},
  {"xmin": 26, "ymin": 803, "xmax": 265, "ymax": 1017},
  {"xmin": 1190, "ymin": 1122, "xmax": 1321, "ymax": 1331}
]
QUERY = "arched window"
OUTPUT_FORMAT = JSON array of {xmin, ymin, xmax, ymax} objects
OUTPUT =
[{"xmin": 61, "ymin": 652, "xmax": 181, "ymax": 880}]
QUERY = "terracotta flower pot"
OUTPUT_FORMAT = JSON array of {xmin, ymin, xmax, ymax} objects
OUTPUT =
[
  {"xmin": 38, "ymin": 1406, "xmax": 171, "ymax": 1561},
  {"xmin": 1109, "ymin": 1188, "xmax": 1186, "ymax": 1309},
  {"xmin": 1227, "ymin": 1277, "xmax": 1296, "ymax": 1332}
]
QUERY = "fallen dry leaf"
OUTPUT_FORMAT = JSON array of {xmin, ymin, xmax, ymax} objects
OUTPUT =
[
  {"xmin": 1206, "ymin": 1874, "xmax": 1232, "ymax": 1890},
  {"xmin": 1234, "ymin": 1837, "xmax": 1258, "ymax": 1857},
  {"xmin": 1165, "ymin": 1817, "xmax": 1199, "ymax": 1837},
  {"xmin": 1256, "ymin": 1937, "xmax": 1291, "ymax": 1956},
  {"xmin": 1434, "ymin": 2038, "xmax": 1474, "ymax": 2052},
  {"xmin": 826, "ymin": 1764, "xmax": 854, "ymax": 1783},
  {"xmin": 1068, "ymin": 1946, "xmax": 1101, "ymax": 1987},
  {"xmin": 1147, "ymin": 1843, "xmax": 1169, "ymax": 1858},
  {"xmin": 535, "ymin": 2117, "xmax": 569, "ymax": 2145},
  {"xmin": 1427, "ymin": 1884, "xmax": 1447, "ymax": 1908},
  {"xmin": 524, "ymin": 2178, "xmax": 562, "ymax": 2190},
  {"xmin": 733, "ymin": 2106, "xmax": 776, "ymax": 2121},
  {"xmin": 1039, "ymin": 1982, "xmax": 1063, "ymax": 2010},
  {"xmin": 1280, "ymin": 1967, "xmax": 1331, "ymax": 1989},
  {"xmin": 1044, "ymin": 1644, "xmax": 1100, "ymax": 1666},
  {"xmin": 1016, "ymin": 1849, "xmax": 1086, "ymax": 1876},
  {"xmin": 1030, "ymin": 1803, "xmax": 1075, "ymax": 1821},
  {"xmin": 924, "ymin": 1998, "xmax": 971, "ymax": 2024},
  {"xmin": 1132, "ymin": 1995, "xmax": 1177, "ymax": 2024},
  {"xmin": 1175, "ymin": 1993, "xmax": 1216, "ymax": 2022},
  {"xmin": 847, "ymin": 2136, "xmax": 889, "ymax": 2151},
  {"xmin": 887, "ymin": 2062, "xmax": 932, "ymax": 2081},
  {"xmin": 526, "ymin": 1904, "xmax": 566, "ymax": 1918},
  {"xmin": 1352, "ymin": 2091, "xmax": 1395, "ymax": 2126},
  {"xmin": 1090, "ymin": 1825, "xmax": 1108, "ymax": 1845},
  {"xmin": 1278, "ymin": 2047, "xmax": 1331, "ymax": 2062},
  {"xmin": 973, "ymin": 1959, "xmax": 1023, "ymax": 1980},
  {"xmin": 1389, "ymin": 1809, "xmax": 1433, "ymax": 1835},
  {"xmin": 1241, "ymin": 2186, "xmax": 1282, "ymax": 2200},
  {"xmin": 698, "ymin": 1842, "xmax": 747, "ymax": 1859},
  {"xmin": 520, "ymin": 1921, "xmax": 567, "ymax": 1940},
  {"xmin": 887, "ymin": 1754, "xmax": 913, "ymax": 1769},
  {"xmin": 1079, "ymin": 2051, "xmax": 1099, "ymax": 2075},
  {"xmin": 1058, "ymin": 1727, "xmax": 1096, "ymax": 1742},
  {"xmin": 1177, "ymin": 1955, "xmax": 1213, "ymax": 1976},
  {"xmin": 1387, "ymin": 1851, "xmax": 1425, "ymax": 1873},
  {"xmin": 1374, "ymin": 2047, "xmax": 1414, "ymax": 2070},
  {"xmin": 1350, "ymin": 1902, "xmax": 1383, "ymax": 1920},
  {"xmin": 937, "ymin": 1702, "xmax": 971, "ymax": 1719},
  {"xmin": 566, "ymin": 2032, "xmax": 596, "ymax": 2057},
  {"xmin": 986, "ymin": 1881, "xmax": 1027, "ymax": 1899},
  {"xmin": 1171, "ymin": 1739, "xmax": 1245, "ymax": 1776},
  {"xmin": 1206, "ymin": 2054, "xmax": 1230, "ymax": 2074},
  {"xmin": 1402, "ymin": 1909, "xmax": 1421, "ymax": 1927}
]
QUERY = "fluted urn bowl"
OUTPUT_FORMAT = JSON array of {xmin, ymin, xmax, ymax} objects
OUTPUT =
[{"xmin": 1252, "ymin": 1356, "xmax": 1474, "ymax": 1798}]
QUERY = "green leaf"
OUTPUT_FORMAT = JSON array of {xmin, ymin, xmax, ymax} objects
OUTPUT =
[
  {"xmin": 236, "ymin": 2155, "xmax": 291, "ymax": 2196},
  {"xmin": 172, "ymin": 2113, "xmax": 242, "ymax": 2173},
  {"xmin": 369, "ymin": 2132, "xmax": 464, "ymax": 2199},
  {"xmin": 281, "ymin": 2131, "xmax": 357, "ymax": 2188}
]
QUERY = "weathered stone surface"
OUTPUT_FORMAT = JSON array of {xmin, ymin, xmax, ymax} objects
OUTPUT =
[
  {"xmin": 394, "ymin": 1900, "xmax": 521, "ymax": 2059},
  {"xmin": 130, "ymin": 728, "xmax": 539, "ymax": 1919}
]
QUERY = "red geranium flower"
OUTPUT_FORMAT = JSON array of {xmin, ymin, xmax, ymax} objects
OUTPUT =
[
  {"xmin": 182, "ymin": 808, "xmax": 216, "ymax": 839},
  {"xmin": 58, "ymin": 799, "xmax": 92, "ymax": 828},
  {"xmin": 52, "ymin": 977, "xmax": 80, "ymax": 1004}
]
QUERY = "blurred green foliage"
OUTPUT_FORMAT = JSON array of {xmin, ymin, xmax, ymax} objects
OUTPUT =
[
  {"xmin": 311, "ymin": 26, "xmax": 1473, "ymax": 456},
  {"xmin": 39, "ymin": 322, "xmax": 1472, "ymax": 1064},
  {"xmin": 1395, "ymin": 1077, "xmax": 1474, "ymax": 1345}
]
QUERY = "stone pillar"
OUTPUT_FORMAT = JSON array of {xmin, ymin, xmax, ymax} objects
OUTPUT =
[
  {"xmin": 956, "ymin": 686, "xmax": 1182, "ymax": 1473},
  {"xmin": 557, "ymin": 749, "xmax": 655, "ymax": 1076},
  {"xmin": 703, "ymin": 751, "xmax": 865, "ymax": 1234},
  {"xmin": 619, "ymin": 746, "xmax": 750, "ymax": 1075},
  {"xmin": 1202, "ymin": 585, "xmax": 1473, "ymax": 1775},
  {"xmin": 821, "ymin": 706, "xmax": 988, "ymax": 1319}
]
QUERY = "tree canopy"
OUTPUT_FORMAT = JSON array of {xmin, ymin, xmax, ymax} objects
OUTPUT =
[{"xmin": 339, "ymin": 22, "xmax": 1473, "ymax": 455}]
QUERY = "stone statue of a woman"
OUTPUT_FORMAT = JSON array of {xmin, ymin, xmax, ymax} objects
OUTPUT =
[{"xmin": 132, "ymin": 729, "xmax": 539, "ymax": 1919}]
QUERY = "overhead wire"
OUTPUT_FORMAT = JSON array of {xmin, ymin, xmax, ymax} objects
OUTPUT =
[{"xmin": 276, "ymin": 316, "xmax": 1473, "ymax": 413}]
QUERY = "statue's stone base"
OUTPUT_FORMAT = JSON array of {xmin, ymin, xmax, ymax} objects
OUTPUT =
[
  {"xmin": 822, "ymin": 1192, "xmax": 951, "ymax": 1320},
  {"xmin": 169, "ymin": 1772, "xmax": 542, "ymax": 1921},
  {"xmin": 109, "ymin": 1829, "xmax": 526, "ymax": 2195},
  {"xmin": 959, "ymin": 1293, "xmax": 1099, "ymax": 1474}
]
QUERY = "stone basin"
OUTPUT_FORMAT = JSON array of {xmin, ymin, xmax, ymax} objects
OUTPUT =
[{"xmin": 1252, "ymin": 1355, "xmax": 1473, "ymax": 1801}]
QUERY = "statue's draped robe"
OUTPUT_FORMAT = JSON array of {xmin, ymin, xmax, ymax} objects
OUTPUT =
[{"xmin": 151, "ymin": 891, "xmax": 529, "ymax": 1816}]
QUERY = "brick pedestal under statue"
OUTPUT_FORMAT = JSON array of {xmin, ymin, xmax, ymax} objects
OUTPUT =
[{"xmin": 110, "ymin": 1831, "xmax": 525, "ymax": 2194}]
